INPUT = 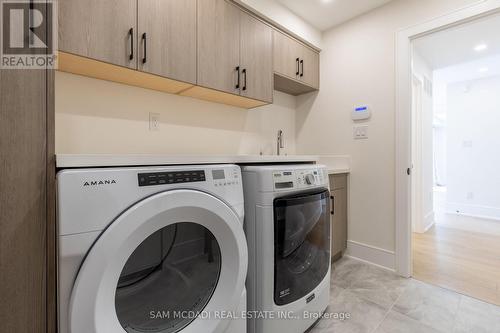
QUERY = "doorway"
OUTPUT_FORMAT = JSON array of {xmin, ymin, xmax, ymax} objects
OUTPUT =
[{"xmin": 409, "ymin": 11, "xmax": 500, "ymax": 305}]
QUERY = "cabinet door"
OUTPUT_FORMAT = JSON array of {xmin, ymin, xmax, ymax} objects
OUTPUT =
[
  {"xmin": 197, "ymin": 0, "xmax": 241, "ymax": 95},
  {"xmin": 330, "ymin": 173, "xmax": 347, "ymax": 260},
  {"xmin": 300, "ymin": 46, "xmax": 320, "ymax": 89},
  {"xmin": 59, "ymin": 0, "xmax": 137, "ymax": 69},
  {"xmin": 1, "ymin": 69, "xmax": 49, "ymax": 331},
  {"xmin": 273, "ymin": 30, "xmax": 300, "ymax": 80},
  {"xmin": 138, "ymin": 0, "xmax": 197, "ymax": 84},
  {"xmin": 240, "ymin": 13, "xmax": 273, "ymax": 103},
  {"xmin": 331, "ymin": 188, "xmax": 347, "ymax": 258}
]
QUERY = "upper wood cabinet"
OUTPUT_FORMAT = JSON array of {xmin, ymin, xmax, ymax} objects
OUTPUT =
[
  {"xmin": 57, "ymin": 0, "xmax": 317, "ymax": 108},
  {"xmin": 197, "ymin": 0, "xmax": 241, "ymax": 95},
  {"xmin": 273, "ymin": 30, "xmax": 320, "ymax": 94},
  {"xmin": 300, "ymin": 46, "xmax": 320, "ymax": 89},
  {"xmin": 239, "ymin": 13, "xmax": 273, "ymax": 103},
  {"xmin": 138, "ymin": 0, "xmax": 197, "ymax": 84},
  {"xmin": 273, "ymin": 30, "xmax": 301, "ymax": 80},
  {"xmin": 197, "ymin": 0, "xmax": 273, "ymax": 103},
  {"xmin": 59, "ymin": 0, "xmax": 137, "ymax": 69}
]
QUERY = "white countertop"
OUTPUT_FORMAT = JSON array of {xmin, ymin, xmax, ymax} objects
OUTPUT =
[
  {"xmin": 56, "ymin": 154, "xmax": 320, "ymax": 168},
  {"xmin": 317, "ymin": 155, "xmax": 351, "ymax": 175},
  {"xmin": 327, "ymin": 168, "xmax": 351, "ymax": 175}
]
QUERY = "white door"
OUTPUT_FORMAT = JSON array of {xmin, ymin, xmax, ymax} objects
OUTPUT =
[{"xmin": 69, "ymin": 189, "xmax": 247, "ymax": 333}]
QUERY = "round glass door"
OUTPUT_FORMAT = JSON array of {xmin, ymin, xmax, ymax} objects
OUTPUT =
[{"xmin": 115, "ymin": 222, "xmax": 221, "ymax": 333}]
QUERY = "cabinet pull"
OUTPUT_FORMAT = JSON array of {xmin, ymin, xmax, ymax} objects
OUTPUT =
[
  {"xmin": 142, "ymin": 33, "xmax": 147, "ymax": 64},
  {"xmin": 330, "ymin": 195, "xmax": 335, "ymax": 215},
  {"xmin": 296, "ymin": 58, "xmax": 300, "ymax": 76},
  {"xmin": 300, "ymin": 59, "xmax": 304, "ymax": 77},
  {"xmin": 235, "ymin": 66, "xmax": 240, "ymax": 89},
  {"xmin": 242, "ymin": 68, "xmax": 247, "ymax": 91},
  {"xmin": 129, "ymin": 28, "xmax": 134, "ymax": 60}
]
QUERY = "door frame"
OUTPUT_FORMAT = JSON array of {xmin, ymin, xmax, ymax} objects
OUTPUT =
[
  {"xmin": 410, "ymin": 74, "xmax": 424, "ymax": 234},
  {"xmin": 395, "ymin": 0, "xmax": 500, "ymax": 277}
]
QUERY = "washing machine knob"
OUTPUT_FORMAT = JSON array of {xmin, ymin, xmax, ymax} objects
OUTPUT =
[{"xmin": 305, "ymin": 174, "xmax": 315, "ymax": 185}]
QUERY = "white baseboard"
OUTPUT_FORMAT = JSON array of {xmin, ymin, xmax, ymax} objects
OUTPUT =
[
  {"xmin": 414, "ymin": 211, "xmax": 435, "ymax": 233},
  {"xmin": 446, "ymin": 202, "xmax": 500, "ymax": 222},
  {"xmin": 423, "ymin": 211, "xmax": 435, "ymax": 232},
  {"xmin": 345, "ymin": 240, "xmax": 395, "ymax": 271}
]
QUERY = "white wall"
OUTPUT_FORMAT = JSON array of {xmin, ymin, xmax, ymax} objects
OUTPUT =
[
  {"xmin": 433, "ymin": 77, "xmax": 448, "ymax": 186},
  {"xmin": 295, "ymin": 0, "xmax": 480, "ymax": 258},
  {"xmin": 432, "ymin": 54, "xmax": 500, "ymax": 187},
  {"xmin": 236, "ymin": 0, "xmax": 322, "ymax": 48},
  {"xmin": 55, "ymin": 72, "xmax": 297, "ymax": 155},
  {"xmin": 412, "ymin": 52, "xmax": 434, "ymax": 233},
  {"xmin": 446, "ymin": 75, "xmax": 500, "ymax": 220}
]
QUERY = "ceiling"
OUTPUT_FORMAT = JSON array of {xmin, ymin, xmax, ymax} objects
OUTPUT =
[
  {"xmin": 276, "ymin": 0, "xmax": 394, "ymax": 31},
  {"xmin": 414, "ymin": 12, "xmax": 500, "ymax": 70},
  {"xmin": 434, "ymin": 54, "xmax": 500, "ymax": 85}
]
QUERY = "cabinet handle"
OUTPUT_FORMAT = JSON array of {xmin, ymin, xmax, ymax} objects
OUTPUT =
[
  {"xmin": 129, "ymin": 28, "xmax": 134, "ymax": 60},
  {"xmin": 300, "ymin": 59, "xmax": 304, "ymax": 77},
  {"xmin": 242, "ymin": 68, "xmax": 247, "ymax": 91},
  {"xmin": 142, "ymin": 33, "xmax": 147, "ymax": 64},
  {"xmin": 296, "ymin": 58, "xmax": 300, "ymax": 76},
  {"xmin": 330, "ymin": 195, "xmax": 335, "ymax": 215},
  {"xmin": 235, "ymin": 66, "xmax": 240, "ymax": 89}
]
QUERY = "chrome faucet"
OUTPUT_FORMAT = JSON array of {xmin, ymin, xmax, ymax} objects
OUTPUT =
[{"xmin": 277, "ymin": 130, "xmax": 285, "ymax": 155}]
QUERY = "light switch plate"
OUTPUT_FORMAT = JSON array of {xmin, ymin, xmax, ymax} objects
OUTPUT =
[
  {"xmin": 149, "ymin": 112, "xmax": 160, "ymax": 131},
  {"xmin": 353, "ymin": 125, "xmax": 368, "ymax": 140}
]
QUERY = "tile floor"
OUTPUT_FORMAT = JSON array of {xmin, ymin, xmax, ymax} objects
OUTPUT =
[{"xmin": 309, "ymin": 257, "xmax": 500, "ymax": 333}]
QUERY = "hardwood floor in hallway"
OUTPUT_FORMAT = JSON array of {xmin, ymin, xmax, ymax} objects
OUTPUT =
[{"xmin": 413, "ymin": 215, "xmax": 500, "ymax": 306}]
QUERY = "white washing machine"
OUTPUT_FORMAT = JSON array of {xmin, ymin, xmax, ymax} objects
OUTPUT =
[
  {"xmin": 242, "ymin": 165, "xmax": 331, "ymax": 333},
  {"xmin": 57, "ymin": 164, "xmax": 247, "ymax": 333}
]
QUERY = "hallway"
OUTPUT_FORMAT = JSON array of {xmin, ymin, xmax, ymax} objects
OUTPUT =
[{"xmin": 413, "ymin": 214, "xmax": 500, "ymax": 306}]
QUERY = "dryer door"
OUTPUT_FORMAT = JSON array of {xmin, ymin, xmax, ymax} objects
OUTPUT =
[
  {"xmin": 273, "ymin": 188, "xmax": 330, "ymax": 306},
  {"xmin": 69, "ymin": 189, "xmax": 247, "ymax": 333}
]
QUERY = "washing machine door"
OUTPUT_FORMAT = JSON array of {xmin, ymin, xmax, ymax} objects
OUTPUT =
[{"xmin": 69, "ymin": 189, "xmax": 247, "ymax": 333}]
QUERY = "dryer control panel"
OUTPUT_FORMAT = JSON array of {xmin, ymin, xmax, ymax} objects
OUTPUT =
[{"xmin": 273, "ymin": 167, "xmax": 327, "ymax": 190}]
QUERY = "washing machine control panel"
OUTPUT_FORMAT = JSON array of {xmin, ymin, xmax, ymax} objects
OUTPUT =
[
  {"xmin": 273, "ymin": 168, "xmax": 327, "ymax": 190},
  {"xmin": 211, "ymin": 168, "xmax": 240, "ymax": 188},
  {"xmin": 138, "ymin": 170, "xmax": 206, "ymax": 186},
  {"xmin": 137, "ymin": 168, "xmax": 242, "ymax": 188}
]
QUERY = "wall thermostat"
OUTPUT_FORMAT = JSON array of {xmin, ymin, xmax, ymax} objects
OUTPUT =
[{"xmin": 352, "ymin": 105, "xmax": 371, "ymax": 121}]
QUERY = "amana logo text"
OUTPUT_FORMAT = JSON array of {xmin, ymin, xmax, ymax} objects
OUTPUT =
[{"xmin": 83, "ymin": 180, "xmax": 117, "ymax": 187}]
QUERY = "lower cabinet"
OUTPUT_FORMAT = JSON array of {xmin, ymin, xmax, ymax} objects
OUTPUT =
[{"xmin": 329, "ymin": 174, "xmax": 348, "ymax": 261}]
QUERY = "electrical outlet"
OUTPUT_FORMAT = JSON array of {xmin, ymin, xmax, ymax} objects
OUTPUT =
[
  {"xmin": 353, "ymin": 125, "xmax": 368, "ymax": 140},
  {"xmin": 466, "ymin": 192, "xmax": 474, "ymax": 200},
  {"xmin": 149, "ymin": 112, "xmax": 160, "ymax": 131}
]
